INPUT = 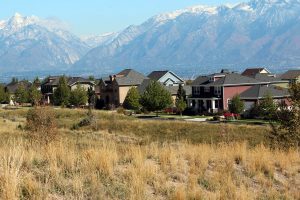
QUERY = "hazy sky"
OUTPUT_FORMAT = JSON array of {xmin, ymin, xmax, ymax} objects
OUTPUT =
[{"xmin": 1, "ymin": 0, "xmax": 242, "ymax": 36}]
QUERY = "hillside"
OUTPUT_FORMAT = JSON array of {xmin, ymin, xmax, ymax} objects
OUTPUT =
[{"xmin": 75, "ymin": 0, "xmax": 300, "ymax": 76}]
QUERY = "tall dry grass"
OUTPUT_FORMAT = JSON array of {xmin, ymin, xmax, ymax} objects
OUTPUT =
[{"xmin": 0, "ymin": 108, "xmax": 299, "ymax": 199}]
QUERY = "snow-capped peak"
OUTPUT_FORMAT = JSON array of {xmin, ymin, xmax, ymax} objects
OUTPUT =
[{"xmin": 153, "ymin": 5, "xmax": 218, "ymax": 23}]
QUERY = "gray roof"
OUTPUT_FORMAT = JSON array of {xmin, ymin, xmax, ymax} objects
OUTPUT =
[
  {"xmin": 5, "ymin": 81, "xmax": 32, "ymax": 94},
  {"xmin": 43, "ymin": 76, "xmax": 94, "ymax": 87},
  {"xmin": 148, "ymin": 71, "xmax": 169, "ymax": 81},
  {"xmin": 137, "ymin": 79, "xmax": 191, "ymax": 96},
  {"xmin": 240, "ymin": 85, "xmax": 290, "ymax": 99},
  {"xmin": 206, "ymin": 73, "xmax": 261, "ymax": 86},
  {"xmin": 252, "ymin": 74, "xmax": 288, "ymax": 83},
  {"xmin": 148, "ymin": 70, "xmax": 184, "ymax": 83},
  {"xmin": 192, "ymin": 76, "xmax": 210, "ymax": 85},
  {"xmin": 280, "ymin": 70, "xmax": 300, "ymax": 80},
  {"xmin": 115, "ymin": 69, "xmax": 148, "ymax": 86}
]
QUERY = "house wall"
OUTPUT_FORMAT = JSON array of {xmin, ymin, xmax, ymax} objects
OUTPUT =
[
  {"xmin": 159, "ymin": 72, "xmax": 183, "ymax": 86},
  {"xmin": 272, "ymin": 82, "xmax": 289, "ymax": 88},
  {"xmin": 70, "ymin": 83, "xmax": 93, "ymax": 91},
  {"xmin": 118, "ymin": 86, "xmax": 134, "ymax": 105},
  {"xmin": 223, "ymin": 85, "xmax": 253, "ymax": 110}
]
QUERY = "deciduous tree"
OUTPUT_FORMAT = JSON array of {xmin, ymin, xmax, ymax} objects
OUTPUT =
[{"xmin": 140, "ymin": 81, "xmax": 173, "ymax": 116}]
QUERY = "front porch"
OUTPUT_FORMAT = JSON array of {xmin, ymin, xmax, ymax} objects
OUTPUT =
[{"xmin": 187, "ymin": 98, "xmax": 223, "ymax": 114}]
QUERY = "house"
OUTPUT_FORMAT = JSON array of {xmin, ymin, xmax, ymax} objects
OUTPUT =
[
  {"xmin": 240, "ymin": 85, "xmax": 290, "ymax": 110},
  {"xmin": 188, "ymin": 72, "xmax": 271, "ymax": 113},
  {"xmin": 99, "ymin": 69, "xmax": 148, "ymax": 107},
  {"xmin": 242, "ymin": 68, "xmax": 271, "ymax": 77},
  {"xmin": 5, "ymin": 80, "xmax": 32, "ymax": 105},
  {"xmin": 252, "ymin": 73, "xmax": 289, "ymax": 88},
  {"xmin": 41, "ymin": 76, "xmax": 95, "ymax": 104},
  {"xmin": 280, "ymin": 70, "xmax": 300, "ymax": 84},
  {"xmin": 148, "ymin": 70, "xmax": 185, "ymax": 86}
]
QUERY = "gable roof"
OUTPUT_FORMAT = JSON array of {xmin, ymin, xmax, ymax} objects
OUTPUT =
[
  {"xmin": 280, "ymin": 70, "xmax": 300, "ymax": 80},
  {"xmin": 114, "ymin": 69, "xmax": 148, "ymax": 86},
  {"xmin": 137, "ymin": 79, "xmax": 191, "ymax": 96},
  {"xmin": 252, "ymin": 74, "xmax": 288, "ymax": 83},
  {"xmin": 242, "ymin": 68, "xmax": 270, "ymax": 76},
  {"xmin": 43, "ymin": 76, "xmax": 94, "ymax": 87},
  {"xmin": 240, "ymin": 85, "xmax": 289, "ymax": 99},
  {"xmin": 206, "ymin": 73, "xmax": 263, "ymax": 86},
  {"xmin": 191, "ymin": 76, "xmax": 210, "ymax": 85},
  {"xmin": 5, "ymin": 81, "xmax": 32, "ymax": 94},
  {"xmin": 148, "ymin": 70, "xmax": 184, "ymax": 83}
]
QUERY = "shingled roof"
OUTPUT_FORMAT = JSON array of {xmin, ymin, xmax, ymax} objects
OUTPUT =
[
  {"xmin": 240, "ymin": 85, "xmax": 289, "ymax": 99},
  {"xmin": 115, "ymin": 69, "xmax": 148, "ymax": 86},
  {"xmin": 137, "ymin": 79, "xmax": 191, "ymax": 96},
  {"xmin": 252, "ymin": 74, "xmax": 288, "ymax": 83},
  {"xmin": 5, "ymin": 81, "xmax": 32, "ymax": 94},
  {"xmin": 280, "ymin": 70, "xmax": 300, "ymax": 80},
  {"xmin": 241, "ymin": 68, "xmax": 270, "ymax": 76},
  {"xmin": 206, "ymin": 73, "xmax": 263, "ymax": 86}
]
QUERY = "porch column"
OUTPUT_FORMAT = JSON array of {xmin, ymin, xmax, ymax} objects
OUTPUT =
[
  {"xmin": 47, "ymin": 95, "xmax": 50, "ymax": 104},
  {"xmin": 211, "ymin": 100, "xmax": 215, "ymax": 110}
]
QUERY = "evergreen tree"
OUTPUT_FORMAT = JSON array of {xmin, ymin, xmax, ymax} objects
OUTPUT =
[
  {"xmin": 69, "ymin": 85, "xmax": 88, "ymax": 107},
  {"xmin": 53, "ymin": 76, "xmax": 71, "ymax": 107},
  {"xmin": 0, "ymin": 85, "xmax": 9, "ymax": 103},
  {"xmin": 11, "ymin": 77, "xmax": 18, "ymax": 83},
  {"xmin": 140, "ymin": 81, "xmax": 173, "ymax": 116},
  {"xmin": 269, "ymin": 83, "xmax": 300, "ymax": 148},
  {"xmin": 176, "ymin": 97, "xmax": 187, "ymax": 117},
  {"xmin": 123, "ymin": 87, "xmax": 141, "ymax": 110},
  {"xmin": 176, "ymin": 84, "xmax": 187, "ymax": 101},
  {"xmin": 29, "ymin": 84, "xmax": 42, "ymax": 106},
  {"xmin": 87, "ymin": 86, "xmax": 96, "ymax": 107},
  {"xmin": 14, "ymin": 84, "xmax": 29, "ymax": 104},
  {"xmin": 228, "ymin": 95, "xmax": 244, "ymax": 114}
]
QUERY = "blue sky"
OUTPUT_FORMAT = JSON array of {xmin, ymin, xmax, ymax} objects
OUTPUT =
[{"xmin": 1, "ymin": 0, "xmax": 242, "ymax": 36}]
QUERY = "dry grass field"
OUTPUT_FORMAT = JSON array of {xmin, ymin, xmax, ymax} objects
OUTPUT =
[{"xmin": 0, "ymin": 108, "xmax": 299, "ymax": 199}]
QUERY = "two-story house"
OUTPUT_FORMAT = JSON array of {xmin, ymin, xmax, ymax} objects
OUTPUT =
[
  {"xmin": 41, "ymin": 76, "xmax": 95, "ymax": 104},
  {"xmin": 99, "ymin": 69, "xmax": 148, "ymax": 107},
  {"xmin": 188, "ymin": 72, "xmax": 270, "ymax": 113}
]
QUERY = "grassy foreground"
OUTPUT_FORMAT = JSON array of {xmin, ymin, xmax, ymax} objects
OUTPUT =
[{"xmin": 0, "ymin": 108, "xmax": 299, "ymax": 199}]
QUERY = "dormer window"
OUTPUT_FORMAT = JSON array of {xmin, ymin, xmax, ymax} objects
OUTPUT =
[{"xmin": 193, "ymin": 86, "xmax": 201, "ymax": 95}]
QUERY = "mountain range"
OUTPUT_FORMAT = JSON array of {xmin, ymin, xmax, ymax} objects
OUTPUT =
[{"xmin": 1, "ymin": 0, "xmax": 300, "ymax": 81}]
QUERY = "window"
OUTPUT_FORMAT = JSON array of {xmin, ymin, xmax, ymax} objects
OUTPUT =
[
  {"xmin": 193, "ymin": 86, "xmax": 201, "ymax": 95},
  {"xmin": 227, "ymin": 99, "xmax": 232, "ymax": 105},
  {"xmin": 204, "ymin": 86, "xmax": 210, "ymax": 93},
  {"xmin": 214, "ymin": 86, "xmax": 222, "ymax": 95}
]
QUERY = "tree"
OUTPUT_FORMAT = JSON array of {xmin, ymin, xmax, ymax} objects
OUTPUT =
[
  {"xmin": 257, "ymin": 93, "xmax": 278, "ymax": 120},
  {"xmin": 11, "ymin": 77, "xmax": 18, "ymax": 83},
  {"xmin": 269, "ymin": 83, "xmax": 300, "ymax": 149},
  {"xmin": 0, "ymin": 85, "xmax": 9, "ymax": 103},
  {"xmin": 28, "ymin": 85, "xmax": 42, "ymax": 106},
  {"xmin": 14, "ymin": 84, "xmax": 29, "ymax": 105},
  {"xmin": 228, "ymin": 95, "xmax": 244, "ymax": 114},
  {"xmin": 176, "ymin": 97, "xmax": 187, "ymax": 117},
  {"xmin": 53, "ymin": 76, "xmax": 71, "ymax": 107},
  {"xmin": 177, "ymin": 84, "xmax": 187, "ymax": 101},
  {"xmin": 87, "ymin": 86, "xmax": 96, "ymax": 108},
  {"xmin": 140, "ymin": 81, "xmax": 173, "ymax": 116},
  {"xmin": 69, "ymin": 85, "xmax": 88, "ymax": 107},
  {"xmin": 123, "ymin": 87, "xmax": 141, "ymax": 110}
]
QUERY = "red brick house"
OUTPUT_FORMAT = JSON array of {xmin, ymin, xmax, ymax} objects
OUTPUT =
[{"xmin": 188, "ymin": 72, "xmax": 273, "ymax": 113}]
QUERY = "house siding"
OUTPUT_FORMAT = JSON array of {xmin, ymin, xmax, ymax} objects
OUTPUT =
[{"xmin": 223, "ymin": 85, "xmax": 253, "ymax": 110}]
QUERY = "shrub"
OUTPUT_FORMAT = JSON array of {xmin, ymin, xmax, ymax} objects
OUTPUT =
[
  {"xmin": 116, "ymin": 107, "xmax": 125, "ymax": 114},
  {"xmin": 25, "ymin": 107, "xmax": 57, "ymax": 144}
]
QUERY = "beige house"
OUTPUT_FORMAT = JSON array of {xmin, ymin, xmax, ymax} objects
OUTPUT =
[
  {"xmin": 280, "ymin": 70, "xmax": 300, "ymax": 84},
  {"xmin": 99, "ymin": 69, "xmax": 148, "ymax": 107}
]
